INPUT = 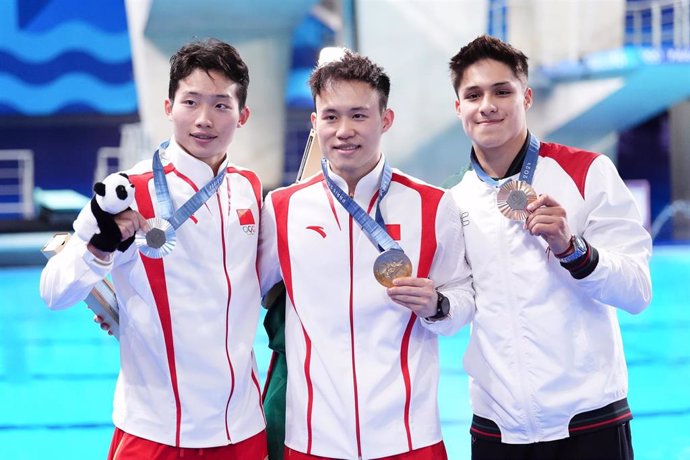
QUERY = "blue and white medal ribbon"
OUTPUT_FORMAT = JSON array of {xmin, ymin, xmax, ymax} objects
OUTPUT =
[
  {"xmin": 471, "ymin": 132, "xmax": 540, "ymax": 220},
  {"xmin": 135, "ymin": 142, "xmax": 227, "ymax": 258},
  {"xmin": 321, "ymin": 158, "xmax": 412, "ymax": 287}
]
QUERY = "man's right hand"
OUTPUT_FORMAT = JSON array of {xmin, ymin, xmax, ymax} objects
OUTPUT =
[
  {"xmin": 88, "ymin": 209, "xmax": 148, "ymax": 259},
  {"xmin": 94, "ymin": 314, "xmax": 113, "ymax": 336}
]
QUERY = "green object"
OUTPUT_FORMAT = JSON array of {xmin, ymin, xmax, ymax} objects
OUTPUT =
[
  {"xmin": 33, "ymin": 187, "xmax": 90, "ymax": 211},
  {"xmin": 440, "ymin": 161, "xmax": 472, "ymax": 189},
  {"xmin": 262, "ymin": 283, "xmax": 287, "ymax": 460}
]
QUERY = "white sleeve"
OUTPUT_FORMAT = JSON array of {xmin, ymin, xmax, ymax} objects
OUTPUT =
[
  {"xmin": 39, "ymin": 227, "xmax": 114, "ymax": 310},
  {"xmin": 419, "ymin": 191, "xmax": 475, "ymax": 335},
  {"xmin": 258, "ymin": 192, "xmax": 283, "ymax": 297},
  {"xmin": 576, "ymin": 155, "xmax": 652, "ymax": 314}
]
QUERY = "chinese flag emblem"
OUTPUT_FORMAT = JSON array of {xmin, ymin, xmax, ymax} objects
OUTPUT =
[
  {"xmin": 236, "ymin": 209, "xmax": 255, "ymax": 225},
  {"xmin": 386, "ymin": 224, "xmax": 401, "ymax": 241}
]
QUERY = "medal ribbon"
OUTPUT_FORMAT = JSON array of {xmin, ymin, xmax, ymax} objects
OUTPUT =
[
  {"xmin": 321, "ymin": 158, "xmax": 401, "ymax": 253},
  {"xmin": 152, "ymin": 142, "xmax": 227, "ymax": 230},
  {"xmin": 471, "ymin": 132, "xmax": 540, "ymax": 186}
]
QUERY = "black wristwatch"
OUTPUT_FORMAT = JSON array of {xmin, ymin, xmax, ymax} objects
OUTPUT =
[{"xmin": 426, "ymin": 290, "xmax": 450, "ymax": 322}]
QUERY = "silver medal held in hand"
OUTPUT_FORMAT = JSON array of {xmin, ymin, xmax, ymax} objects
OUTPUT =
[
  {"xmin": 496, "ymin": 180, "xmax": 537, "ymax": 221},
  {"xmin": 135, "ymin": 145, "xmax": 226, "ymax": 259},
  {"xmin": 135, "ymin": 217, "xmax": 176, "ymax": 258}
]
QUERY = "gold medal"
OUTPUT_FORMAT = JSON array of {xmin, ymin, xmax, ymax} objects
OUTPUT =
[
  {"xmin": 135, "ymin": 217, "xmax": 176, "ymax": 258},
  {"xmin": 373, "ymin": 249, "xmax": 413, "ymax": 288},
  {"xmin": 496, "ymin": 180, "xmax": 537, "ymax": 220}
]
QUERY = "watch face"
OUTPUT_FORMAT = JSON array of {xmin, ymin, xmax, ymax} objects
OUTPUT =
[
  {"xmin": 439, "ymin": 294, "xmax": 450, "ymax": 316},
  {"xmin": 427, "ymin": 293, "xmax": 450, "ymax": 322},
  {"xmin": 560, "ymin": 236, "xmax": 586, "ymax": 263},
  {"xmin": 574, "ymin": 236, "xmax": 586, "ymax": 252}
]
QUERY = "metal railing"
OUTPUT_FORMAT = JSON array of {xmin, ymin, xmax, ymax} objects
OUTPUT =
[
  {"xmin": 93, "ymin": 147, "xmax": 121, "ymax": 184},
  {"xmin": 0, "ymin": 150, "xmax": 35, "ymax": 219}
]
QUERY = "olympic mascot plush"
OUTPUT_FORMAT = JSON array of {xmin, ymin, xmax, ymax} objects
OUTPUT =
[{"xmin": 74, "ymin": 172, "xmax": 136, "ymax": 252}]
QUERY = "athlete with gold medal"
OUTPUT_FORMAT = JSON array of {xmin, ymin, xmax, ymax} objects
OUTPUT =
[{"xmin": 259, "ymin": 50, "xmax": 474, "ymax": 459}]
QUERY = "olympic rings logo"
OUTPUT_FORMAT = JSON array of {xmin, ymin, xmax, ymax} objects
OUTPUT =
[{"xmin": 242, "ymin": 225, "xmax": 256, "ymax": 235}]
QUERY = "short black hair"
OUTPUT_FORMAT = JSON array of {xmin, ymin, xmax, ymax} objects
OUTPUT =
[
  {"xmin": 309, "ymin": 49, "xmax": 391, "ymax": 112},
  {"xmin": 449, "ymin": 35, "xmax": 528, "ymax": 94},
  {"xmin": 168, "ymin": 38, "xmax": 250, "ymax": 109}
]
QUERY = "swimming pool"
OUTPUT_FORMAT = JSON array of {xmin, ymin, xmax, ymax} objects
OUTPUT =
[{"xmin": 0, "ymin": 245, "xmax": 688, "ymax": 459}]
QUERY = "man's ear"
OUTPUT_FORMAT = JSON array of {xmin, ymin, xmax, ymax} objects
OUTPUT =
[
  {"xmin": 238, "ymin": 106, "xmax": 250, "ymax": 127},
  {"xmin": 164, "ymin": 99, "xmax": 173, "ymax": 120},
  {"xmin": 94, "ymin": 182, "xmax": 106, "ymax": 197},
  {"xmin": 310, "ymin": 112, "xmax": 317, "ymax": 128},
  {"xmin": 524, "ymin": 87, "xmax": 533, "ymax": 110},
  {"xmin": 454, "ymin": 99, "xmax": 462, "ymax": 119},
  {"xmin": 382, "ymin": 108, "xmax": 394, "ymax": 133}
]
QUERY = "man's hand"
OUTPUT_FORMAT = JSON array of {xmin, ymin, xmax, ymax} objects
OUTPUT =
[
  {"xmin": 115, "ymin": 209, "xmax": 149, "ymax": 241},
  {"xmin": 386, "ymin": 277, "xmax": 437, "ymax": 318},
  {"xmin": 88, "ymin": 209, "xmax": 148, "ymax": 259},
  {"xmin": 525, "ymin": 194, "xmax": 572, "ymax": 254},
  {"xmin": 93, "ymin": 314, "xmax": 113, "ymax": 336}
]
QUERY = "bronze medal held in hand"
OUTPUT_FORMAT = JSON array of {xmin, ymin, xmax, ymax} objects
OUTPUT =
[
  {"xmin": 496, "ymin": 180, "xmax": 537, "ymax": 220},
  {"xmin": 373, "ymin": 249, "xmax": 413, "ymax": 288}
]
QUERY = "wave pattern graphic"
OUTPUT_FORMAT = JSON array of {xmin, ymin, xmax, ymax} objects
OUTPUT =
[
  {"xmin": 18, "ymin": 0, "xmax": 128, "ymax": 34},
  {"xmin": 0, "ymin": 23, "xmax": 133, "ymax": 62},
  {"xmin": 0, "ymin": 51, "xmax": 133, "ymax": 85},
  {"xmin": 0, "ymin": 0, "xmax": 136, "ymax": 116},
  {"xmin": 0, "ymin": 75, "xmax": 137, "ymax": 116}
]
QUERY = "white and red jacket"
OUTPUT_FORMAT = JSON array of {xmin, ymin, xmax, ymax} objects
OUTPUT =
[
  {"xmin": 40, "ymin": 139, "xmax": 266, "ymax": 448},
  {"xmin": 450, "ymin": 141, "xmax": 652, "ymax": 444},
  {"xmin": 259, "ymin": 157, "xmax": 475, "ymax": 459}
]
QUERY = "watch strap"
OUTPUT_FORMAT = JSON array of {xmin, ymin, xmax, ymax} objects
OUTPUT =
[
  {"xmin": 559, "ymin": 236, "xmax": 599, "ymax": 279},
  {"xmin": 558, "ymin": 235, "xmax": 587, "ymax": 263},
  {"xmin": 426, "ymin": 290, "xmax": 450, "ymax": 321}
]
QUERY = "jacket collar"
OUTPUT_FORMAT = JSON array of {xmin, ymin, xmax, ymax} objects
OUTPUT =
[
  {"xmin": 324, "ymin": 155, "xmax": 387, "ymax": 203},
  {"xmin": 161, "ymin": 139, "xmax": 229, "ymax": 186}
]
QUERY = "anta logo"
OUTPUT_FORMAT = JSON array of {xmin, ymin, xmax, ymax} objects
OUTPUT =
[
  {"xmin": 306, "ymin": 224, "xmax": 402, "ymax": 239},
  {"xmin": 236, "ymin": 208, "xmax": 256, "ymax": 235},
  {"xmin": 306, "ymin": 225, "xmax": 326, "ymax": 238}
]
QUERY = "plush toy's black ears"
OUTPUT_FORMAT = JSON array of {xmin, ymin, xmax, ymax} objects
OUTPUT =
[{"xmin": 94, "ymin": 182, "xmax": 106, "ymax": 197}]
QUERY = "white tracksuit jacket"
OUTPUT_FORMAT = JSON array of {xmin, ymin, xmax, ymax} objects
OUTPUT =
[
  {"xmin": 259, "ymin": 157, "xmax": 475, "ymax": 459},
  {"xmin": 40, "ymin": 139, "xmax": 266, "ymax": 448},
  {"xmin": 450, "ymin": 141, "xmax": 652, "ymax": 444}
]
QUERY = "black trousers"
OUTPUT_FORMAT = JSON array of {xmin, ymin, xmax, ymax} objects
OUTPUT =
[{"xmin": 471, "ymin": 422, "xmax": 634, "ymax": 460}]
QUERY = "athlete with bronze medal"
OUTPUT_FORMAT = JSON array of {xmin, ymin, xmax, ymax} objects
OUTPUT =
[{"xmin": 471, "ymin": 132, "xmax": 540, "ymax": 221}]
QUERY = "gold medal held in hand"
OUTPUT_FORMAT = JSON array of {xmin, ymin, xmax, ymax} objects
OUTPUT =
[
  {"xmin": 373, "ymin": 249, "xmax": 413, "ymax": 288},
  {"xmin": 496, "ymin": 180, "xmax": 537, "ymax": 220}
]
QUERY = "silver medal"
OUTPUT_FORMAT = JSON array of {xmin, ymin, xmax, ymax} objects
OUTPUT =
[{"xmin": 135, "ymin": 217, "xmax": 176, "ymax": 258}]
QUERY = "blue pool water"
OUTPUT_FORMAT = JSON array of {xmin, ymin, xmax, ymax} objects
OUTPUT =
[{"xmin": 0, "ymin": 245, "xmax": 688, "ymax": 459}]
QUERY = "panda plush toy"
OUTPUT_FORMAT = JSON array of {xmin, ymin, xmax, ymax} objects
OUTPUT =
[{"xmin": 74, "ymin": 172, "xmax": 136, "ymax": 252}]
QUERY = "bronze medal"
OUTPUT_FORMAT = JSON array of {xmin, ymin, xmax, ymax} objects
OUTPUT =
[
  {"xmin": 373, "ymin": 249, "xmax": 413, "ymax": 288},
  {"xmin": 496, "ymin": 180, "xmax": 537, "ymax": 220},
  {"xmin": 135, "ymin": 217, "xmax": 176, "ymax": 258}
]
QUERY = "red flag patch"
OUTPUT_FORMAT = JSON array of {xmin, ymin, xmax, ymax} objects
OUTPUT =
[
  {"xmin": 237, "ymin": 208, "xmax": 255, "ymax": 225},
  {"xmin": 386, "ymin": 224, "xmax": 401, "ymax": 241}
]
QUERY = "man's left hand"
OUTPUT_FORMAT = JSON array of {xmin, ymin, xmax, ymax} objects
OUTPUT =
[{"xmin": 525, "ymin": 194, "xmax": 571, "ymax": 254}]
